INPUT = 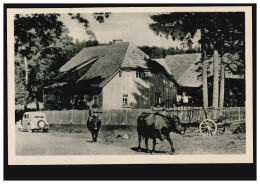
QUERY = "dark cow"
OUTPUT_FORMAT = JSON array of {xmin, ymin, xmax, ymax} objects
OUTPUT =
[
  {"xmin": 87, "ymin": 115, "xmax": 101, "ymax": 142},
  {"xmin": 137, "ymin": 113, "xmax": 184, "ymax": 153}
]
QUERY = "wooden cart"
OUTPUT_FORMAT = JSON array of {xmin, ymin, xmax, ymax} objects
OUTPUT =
[{"xmin": 153, "ymin": 107, "xmax": 245, "ymax": 136}]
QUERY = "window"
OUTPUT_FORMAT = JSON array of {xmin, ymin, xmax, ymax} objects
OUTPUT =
[
  {"xmin": 94, "ymin": 96, "xmax": 98, "ymax": 106},
  {"xmin": 24, "ymin": 114, "xmax": 30, "ymax": 119},
  {"xmin": 136, "ymin": 71, "xmax": 141, "ymax": 78},
  {"xmin": 155, "ymin": 93, "xmax": 161, "ymax": 106},
  {"xmin": 122, "ymin": 94, "xmax": 128, "ymax": 106},
  {"xmin": 136, "ymin": 71, "xmax": 149, "ymax": 79},
  {"xmin": 68, "ymin": 72, "xmax": 77, "ymax": 81},
  {"xmin": 34, "ymin": 116, "xmax": 44, "ymax": 118}
]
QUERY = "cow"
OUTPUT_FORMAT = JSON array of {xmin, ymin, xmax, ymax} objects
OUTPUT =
[
  {"xmin": 137, "ymin": 112, "xmax": 184, "ymax": 154},
  {"xmin": 87, "ymin": 115, "xmax": 101, "ymax": 142}
]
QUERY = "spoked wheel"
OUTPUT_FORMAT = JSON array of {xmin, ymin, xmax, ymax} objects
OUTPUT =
[{"xmin": 199, "ymin": 119, "xmax": 217, "ymax": 136}]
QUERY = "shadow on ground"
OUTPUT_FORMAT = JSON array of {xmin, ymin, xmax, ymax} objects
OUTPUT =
[{"xmin": 130, "ymin": 147, "xmax": 167, "ymax": 154}]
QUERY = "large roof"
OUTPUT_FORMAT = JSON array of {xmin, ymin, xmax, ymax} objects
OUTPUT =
[
  {"xmin": 165, "ymin": 53, "xmax": 201, "ymax": 81},
  {"xmin": 60, "ymin": 42, "xmax": 129, "ymax": 72},
  {"xmin": 57, "ymin": 42, "xmax": 177, "ymax": 88},
  {"xmin": 177, "ymin": 61, "xmax": 203, "ymax": 88}
]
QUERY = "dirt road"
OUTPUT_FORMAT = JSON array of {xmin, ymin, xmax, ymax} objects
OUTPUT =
[
  {"xmin": 16, "ymin": 131, "xmax": 138, "ymax": 155},
  {"xmin": 16, "ymin": 125, "xmax": 246, "ymax": 155}
]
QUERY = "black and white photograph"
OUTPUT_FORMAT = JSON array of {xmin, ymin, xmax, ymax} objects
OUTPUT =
[{"xmin": 5, "ymin": 4, "xmax": 255, "ymax": 171}]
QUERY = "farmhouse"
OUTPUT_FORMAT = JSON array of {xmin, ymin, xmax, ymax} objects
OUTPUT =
[
  {"xmin": 44, "ymin": 42, "xmax": 179, "ymax": 110},
  {"xmin": 164, "ymin": 53, "xmax": 245, "ymax": 107}
]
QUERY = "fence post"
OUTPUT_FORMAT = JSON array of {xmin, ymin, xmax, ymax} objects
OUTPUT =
[
  {"xmin": 83, "ymin": 110, "xmax": 84, "ymax": 124},
  {"xmin": 71, "ymin": 109, "xmax": 73, "ymax": 124},
  {"xmin": 109, "ymin": 110, "xmax": 111, "ymax": 125},
  {"xmin": 52, "ymin": 111, "xmax": 54, "ymax": 124},
  {"xmin": 126, "ymin": 110, "xmax": 128, "ymax": 125}
]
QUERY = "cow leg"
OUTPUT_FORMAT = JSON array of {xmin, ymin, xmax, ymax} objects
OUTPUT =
[
  {"xmin": 91, "ymin": 132, "xmax": 95, "ymax": 142},
  {"xmin": 93, "ymin": 132, "xmax": 97, "ymax": 142},
  {"xmin": 166, "ymin": 135, "xmax": 175, "ymax": 153},
  {"xmin": 145, "ymin": 137, "xmax": 149, "ymax": 153},
  {"xmin": 152, "ymin": 137, "xmax": 156, "ymax": 153},
  {"xmin": 95, "ymin": 130, "xmax": 99, "ymax": 142},
  {"xmin": 137, "ymin": 133, "xmax": 141, "ymax": 152}
]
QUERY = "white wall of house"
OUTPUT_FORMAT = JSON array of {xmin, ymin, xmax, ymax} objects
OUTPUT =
[
  {"xmin": 102, "ymin": 69, "xmax": 176, "ymax": 109},
  {"xmin": 102, "ymin": 70, "xmax": 147, "ymax": 109}
]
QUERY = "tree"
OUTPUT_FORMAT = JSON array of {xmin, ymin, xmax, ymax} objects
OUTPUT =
[
  {"xmin": 14, "ymin": 12, "xmax": 111, "ymax": 110},
  {"xmin": 149, "ymin": 13, "xmax": 210, "ymax": 107},
  {"xmin": 149, "ymin": 12, "xmax": 245, "ymax": 108},
  {"xmin": 180, "ymin": 36, "xmax": 194, "ymax": 51},
  {"xmin": 68, "ymin": 13, "xmax": 110, "ymax": 40},
  {"xmin": 15, "ymin": 14, "xmax": 64, "ymax": 109},
  {"xmin": 138, "ymin": 46, "xmax": 167, "ymax": 59}
]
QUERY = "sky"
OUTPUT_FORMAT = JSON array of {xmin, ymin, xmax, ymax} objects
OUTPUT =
[{"xmin": 59, "ymin": 13, "xmax": 201, "ymax": 49}]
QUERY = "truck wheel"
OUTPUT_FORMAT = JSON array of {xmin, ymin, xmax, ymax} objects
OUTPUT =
[{"xmin": 37, "ymin": 120, "xmax": 46, "ymax": 128}]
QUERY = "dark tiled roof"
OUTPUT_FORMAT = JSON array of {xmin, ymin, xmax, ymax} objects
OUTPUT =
[
  {"xmin": 60, "ymin": 43, "xmax": 128, "ymax": 72},
  {"xmin": 78, "ymin": 42, "xmax": 129, "ymax": 86},
  {"xmin": 57, "ymin": 42, "xmax": 179, "ymax": 88}
]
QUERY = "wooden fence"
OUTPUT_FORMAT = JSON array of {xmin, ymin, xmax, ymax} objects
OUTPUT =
[{"xmin": 38, "ymin": 107, "xmax": 245, "ymax": 125}]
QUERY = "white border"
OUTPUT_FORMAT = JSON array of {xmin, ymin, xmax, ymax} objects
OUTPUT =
[{"xmin": 6, "ymin": 5, "xmax": 254, "ymax": 165}]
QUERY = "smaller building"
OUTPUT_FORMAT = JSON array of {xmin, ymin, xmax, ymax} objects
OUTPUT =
[{"xmin": 164, "ymin": 53, "xmax": 245, "ymax": 107}]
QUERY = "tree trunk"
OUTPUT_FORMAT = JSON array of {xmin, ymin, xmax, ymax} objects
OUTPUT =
[
  {"xmin": 36, "ymin": 97, "xmax": 40, "ymax": 111},
  {"xmin": 219, "ymin": 58, "xmax": 225, "ymax": 108},
  {"xmin": 201, "ymin": 28, "xmax": 208, "ymax": 108},
  {"xmin": 202, "ymin": 51, "xmax": 208, "ymax": 108},
  {"xmin": 24, "ymin": 56, "xmax": 28, "ymax": 85},
  {"xmin": 24, "ymin": 104, "xmax": 28, "ymax": 111},
  {"xmin": 212, "ymin": 50, "xmax": 219, "ymax": 108}
]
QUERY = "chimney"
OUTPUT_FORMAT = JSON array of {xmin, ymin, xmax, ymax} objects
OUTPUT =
[{"xmin": 113, "ymin": 39, "xmax": 123, "ymax": 44}]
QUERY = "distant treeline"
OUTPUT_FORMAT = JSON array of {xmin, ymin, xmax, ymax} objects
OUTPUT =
[{"xmin": 138, "ymin": 45, "xmax": 201, "ymax": 59}]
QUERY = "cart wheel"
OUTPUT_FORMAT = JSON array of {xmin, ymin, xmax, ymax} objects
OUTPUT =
[{"xmin": 200, "ymin": 119, "xmax": 217, "ymax": 136}]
